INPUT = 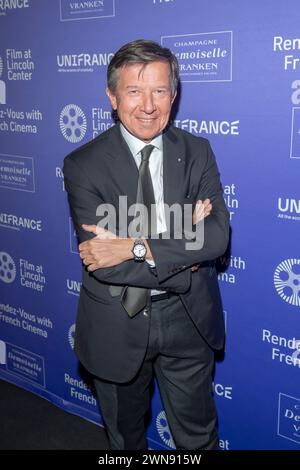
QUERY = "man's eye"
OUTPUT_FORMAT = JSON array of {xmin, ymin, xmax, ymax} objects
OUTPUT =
[{"xmin": 129, "ymin": 90, "xmax": 139, "ymax": 94}]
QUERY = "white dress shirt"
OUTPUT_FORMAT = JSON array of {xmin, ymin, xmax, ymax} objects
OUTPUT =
[{"xmin": 120, "ymin": 123, "xmax": 167, "ymax": 295}]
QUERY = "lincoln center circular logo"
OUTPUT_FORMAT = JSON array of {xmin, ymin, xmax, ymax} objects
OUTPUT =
[
  {"xmin": 156, "ymin": 410, "xmax": 175, "ymax": 448},
  {"xmin": 0, "ymin": 252, "xmax": 16, "ymax": 284},
  {"xmin": 59, "ymin": 104, "xmax": 87, "ymax": 143},
  {"xmin": 0, "ymin": 56, "xmax": 3, "ymax": 78},
  {"xmin": 274, "ymin": 259, "xmax": 300, "ymax": 307},
  {"xmin": 68, "ymin": 323, "xmax": 76, "ymax": 349}
]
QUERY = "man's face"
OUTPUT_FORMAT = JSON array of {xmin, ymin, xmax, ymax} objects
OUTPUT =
[{"xmin": 107, "ymin": 61, "xmax": 176, "ymax": 142}]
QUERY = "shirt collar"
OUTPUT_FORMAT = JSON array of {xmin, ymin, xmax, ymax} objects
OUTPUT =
[{"xmin": 120, "ymin": 123, "xmax": 163, "ymax": 157}]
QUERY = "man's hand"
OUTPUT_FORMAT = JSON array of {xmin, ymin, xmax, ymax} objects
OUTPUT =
[
  {"xmin": 79, "ymin": 199, "xmax": 212, "ymax": 272},
  {"xmin": 192, "ymin": 198, "xmax": 212, "ymax": 225},
  {"xmin": 79, "ymin": 225, "xmax": 133, "ymax": 271}
]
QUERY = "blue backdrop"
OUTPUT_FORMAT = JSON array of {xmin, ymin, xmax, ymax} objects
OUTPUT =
[{"xmin": 0, "ymin": 0, "xmax": 299, "ymax": 450}]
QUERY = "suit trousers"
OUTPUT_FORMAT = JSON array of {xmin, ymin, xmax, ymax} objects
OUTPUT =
[{"xmin": 93, "ymin": 294, "xmax": 219, "ymax": 450}]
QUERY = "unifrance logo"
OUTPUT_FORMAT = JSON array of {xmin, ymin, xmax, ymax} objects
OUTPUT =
[
  {"xmin": 0, "ymin": 0, "xmax": 30, "ymax": 16},
  {"xmin": 274, "ymin": 259, "xmax": 300, "ymax": 307},
  {"xmin": 60, "ymin": 104, "xmax": 87, "ymax": 143},
  {"xmin": 156, "ymin": 410, "xmax": 175, "ymax": 448},
  {"xmin": 57, "ymin": 52, "xmax": 113, "ymax": 73},
  {"xmin": 0, "ymin": 251, "xmax": 16, "ymax": 283},
  {"xmin": 277, "ymin": 197, "xmax": 300, "ymax": 222}
]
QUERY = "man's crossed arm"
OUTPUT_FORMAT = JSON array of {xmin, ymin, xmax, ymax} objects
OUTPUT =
[{"xmin": 79, "ymin": 198, "xmax": 212, "ymax": 272}]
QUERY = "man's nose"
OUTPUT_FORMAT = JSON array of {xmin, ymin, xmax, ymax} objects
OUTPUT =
[{"xmin": 141, "ymin": 92, "xmax": 156, "ymax": 114}]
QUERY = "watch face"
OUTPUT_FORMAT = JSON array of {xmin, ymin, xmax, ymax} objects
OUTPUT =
[{"xmin": 134, "ymin": 244, "xmax": 146, "ymax": 257}]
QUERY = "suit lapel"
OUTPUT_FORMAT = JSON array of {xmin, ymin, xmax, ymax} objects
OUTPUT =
[
  {"xmin": 163, "ymin": 126, "xmax": 186, "ymax": 206},
  {"xmin": 105, "ymin": 123, "xmax": 139, "ymax": 207}
]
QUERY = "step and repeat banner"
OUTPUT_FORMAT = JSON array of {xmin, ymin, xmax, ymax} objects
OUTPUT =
[{"xmin": 0, "ymin": 0, "xmax": 299, "ymax": 450}]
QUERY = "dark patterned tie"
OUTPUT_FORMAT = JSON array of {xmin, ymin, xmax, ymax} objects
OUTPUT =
[{"xmin": 121, "ymin": 145, "xmax": 156, "ymax": 317}]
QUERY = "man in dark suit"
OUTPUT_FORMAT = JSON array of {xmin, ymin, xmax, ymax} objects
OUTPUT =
[{"xmin": 63, "ymin": 39, "xmax": 229, "ymax": 450}]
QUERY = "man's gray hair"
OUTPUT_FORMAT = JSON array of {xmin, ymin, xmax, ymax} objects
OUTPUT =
[{"xmin": 107, "ymin": 39, "xmax": 179, "ymax": 97}]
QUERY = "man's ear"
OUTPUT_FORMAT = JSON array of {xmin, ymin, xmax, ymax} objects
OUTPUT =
[{"xmin": 106, "ymin": 87, "xmax": 117, "ymax": 110}]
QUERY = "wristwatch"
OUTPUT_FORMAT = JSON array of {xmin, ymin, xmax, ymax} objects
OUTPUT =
[{"xmin": 132, "ymin": 238, "xmax": 147, "ymax": 262}]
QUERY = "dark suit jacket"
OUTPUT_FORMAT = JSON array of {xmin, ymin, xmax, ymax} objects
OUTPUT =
[{"xmin": 63, "ymin": 123, "xmax": 229, "ymax": 383}]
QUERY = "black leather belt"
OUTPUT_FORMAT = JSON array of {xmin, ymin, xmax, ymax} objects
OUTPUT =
[{"xmin": 151, "ymin": 292, "xmax": 176, "ymax": 302}]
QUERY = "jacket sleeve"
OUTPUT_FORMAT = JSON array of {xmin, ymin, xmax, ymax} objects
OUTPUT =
[
  {"xmin": 63, "ymin": 155, "xmax": 191, "ymax": 292},
  {"xmin": 147, "ymin": 140, "xmax": 230, "ymax": 282}
]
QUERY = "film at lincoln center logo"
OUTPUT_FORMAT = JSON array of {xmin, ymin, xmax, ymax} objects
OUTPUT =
[
  {"xmin": 156, "ymin": 410, "xmax": 175, "ymax": 448},
  {"xmin": 0, "ymin": 252, "xmax": 16, "ymax": 284},
  {"xmin": 60, "ymin": 104, "xmax": 87, "ymax": 143},
  {"xmin": 274, "ymin": 258, "xmax": 300, "ymax": 307},
  {"xmin": 0, "ymin": 55, "xmax": 7, "ymax": 105}
]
